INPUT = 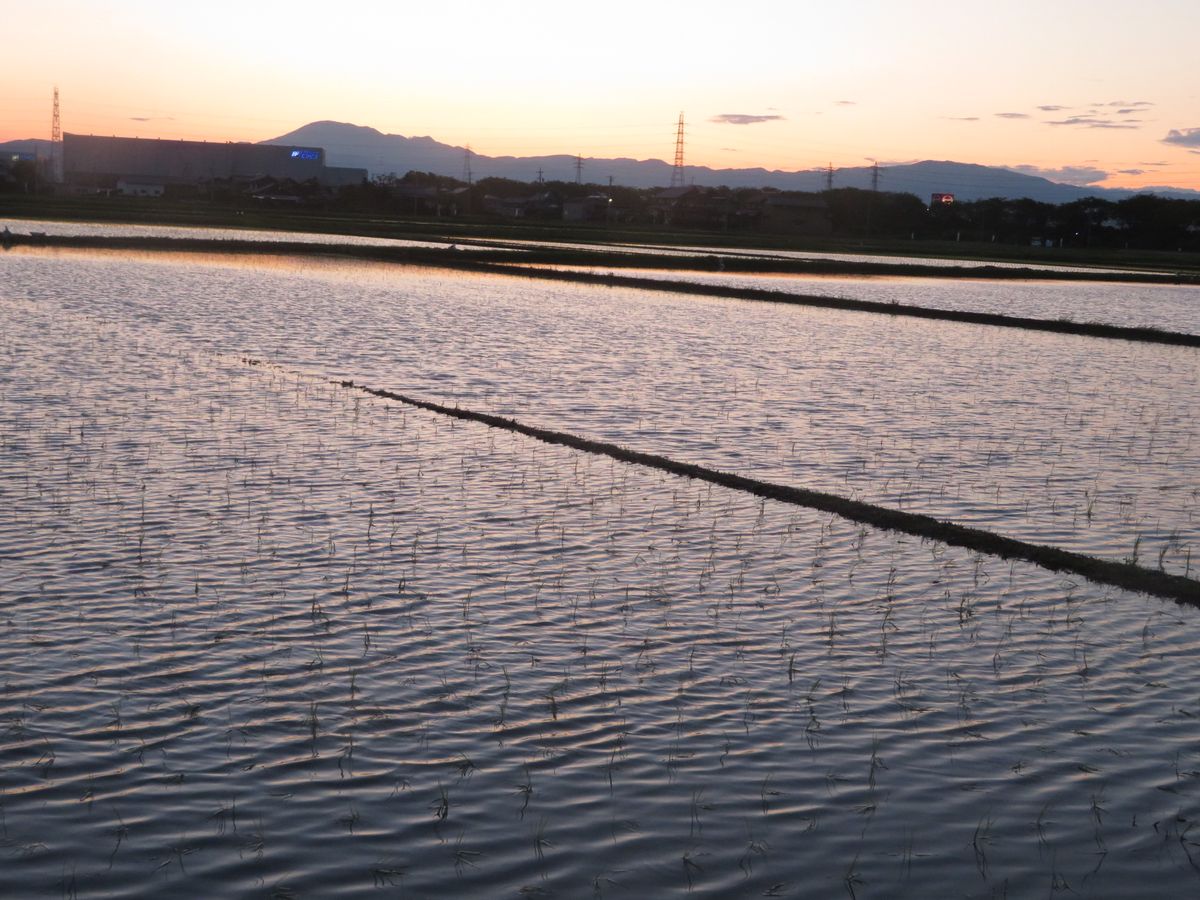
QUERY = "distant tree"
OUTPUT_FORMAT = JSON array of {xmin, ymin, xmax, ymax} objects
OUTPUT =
[
  {"xmin": 400, "ymin": 171, "xmax": 467, "ymax": 190},
  {"xmin": 1, "ymin": 160, "xmax": 38, "ymax": 193},
  {"xmin": 1053, "ymin": 197, "xmax": 1115, "ymax": 248},
  {"xmin": 1115, "ymin": 194, "xmax": 1195, "ymax": 250},
  {"xmin": 472, "ymin": 176, "xmax": 533, "ymax": 198},
  {"xmin": 823, "ymin": 188, "xmax": 926, "ymax": 238}
]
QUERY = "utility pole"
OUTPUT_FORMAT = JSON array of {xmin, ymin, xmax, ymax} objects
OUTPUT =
[
  {"xmin": 536, "ymin": 167, "xmax": 544, "ymax": 184},
  {"xmin": 670, "ymin": 112, "xmax": 686, "ymax": 188}
]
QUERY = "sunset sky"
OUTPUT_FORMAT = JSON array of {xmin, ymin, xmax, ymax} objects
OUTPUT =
[{"xmin": 5, "ymin": 0, "xmax": 1200, "ymax": 190}]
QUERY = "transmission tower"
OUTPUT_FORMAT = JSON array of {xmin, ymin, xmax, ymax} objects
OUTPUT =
[
  {"xmin": 462, "ymin": 144, "xmax": 473, "ymax": 185},
  {"xmin": 870, "ymin": 160, "xmax": 882, "ymax": 192},
  {"xmin": 825, "ymin": 162, "xmax": 834, "ymax": 192},
  {"xmin": 669, "ymin": 112, "xmax": 686, "ymax": 188},
  {"xmin": 575, "ymin": 154, "xmax": 583, "ymax": 184},
  {"xmin": 50, "ymin": 86, "xmax": 62, "ymax": 183}
]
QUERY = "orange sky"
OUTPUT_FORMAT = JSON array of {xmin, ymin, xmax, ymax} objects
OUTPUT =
[{"xmin": 4, "ymin": 1, "xmax": 1200, "ymax": 191}]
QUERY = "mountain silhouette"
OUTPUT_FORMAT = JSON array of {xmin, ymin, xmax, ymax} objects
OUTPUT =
[
  {"xmin": 5, "ymin": 122, "xmax": 1197, "ymax": 202},
  {"xmin": 263, "ymin": 121, "xmax": 1199, "ymax": 203}
]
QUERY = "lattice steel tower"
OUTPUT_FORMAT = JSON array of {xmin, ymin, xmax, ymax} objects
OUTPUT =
[
  {"xmin": 50, "ymin": 86, "xmax": 62, "ymax": 183},
  {"xmin": 670, "ymin": 112, "xmax": 685, "ymax": 188}
]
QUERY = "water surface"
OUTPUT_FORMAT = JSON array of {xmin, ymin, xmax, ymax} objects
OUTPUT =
[
  {"xmin": 4, "ymin": 248, "xmax": 1193, "ymax": 577},
  {"xmin": 3, "ymin": 292, "xmax": 1200, "ymax": 897}
]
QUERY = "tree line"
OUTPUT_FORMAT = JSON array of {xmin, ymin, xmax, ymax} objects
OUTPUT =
[
  {"xmin": 7, "ymin": 159, "xmax": 1199, "ymax": 251},
  {"xmin": 337, "ymin": 173, "xmax": 1200, "ymax": 251}
]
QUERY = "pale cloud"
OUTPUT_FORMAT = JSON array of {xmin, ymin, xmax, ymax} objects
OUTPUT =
[
  {"xmin": 944, "ymin": 116, "xmax": 980, "ymax": 122},
  {"xmin": 1040, "ymin": 102, "xmax": 1151, "ymax": 130},
  {"xmin": 1162, "ymin": 127, "xmax": 1200, "ymax": 148},
  {"xmin": 1047, "ymin": 116, "xmax": 1139, "ymax": 129},
  {"xmin": 834, "ymin": 100, "xmax": 856, "ymax": 106},
  {"xmin": 710, "ymin": 113, "xmax": 784, "ymax": 125},
  {"xmin": 1011, "ymin": 164, "xmax": 1108, "ymax": 185},
  {"xmin": 995, "ymin": 112, "xmax": 1030, "ymax": 119}
]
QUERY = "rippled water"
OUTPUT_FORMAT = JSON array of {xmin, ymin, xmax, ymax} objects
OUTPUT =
[
  {"xmin": 530, "ymin": 265, "xmax": 1200, "ymax": 337},
  {"xmin": 481, "ymin": 237, "xmax": 1152, "ymax": 275},
  {"xmin": 4, "ymin": 286, "xmax": 1200, "ymax": 897},
  {"xmin": 4, "ymin": 248, "xmax": 1195, "ymax": 579}
]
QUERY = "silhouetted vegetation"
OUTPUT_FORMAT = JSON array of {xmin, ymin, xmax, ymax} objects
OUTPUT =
[
  {"xmin": 330, "ymin": 176, "xmax": 1200, "ymax": 251},
  {"xmin": 923, "ymin": 193, "xmax": 1200, "ymax": 251},
  {"xmin": 7, "ymin": 164, "xmax": 1200, "ymax": 258}
]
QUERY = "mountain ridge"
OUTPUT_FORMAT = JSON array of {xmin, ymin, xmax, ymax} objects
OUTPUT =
[
  {"xmin": 6, "ymin": 122, "xmax": 1198, "ymax": 202},
  {"xmin": 262, "ymin": 121, "xmax": 1200, "ymax": 203}
]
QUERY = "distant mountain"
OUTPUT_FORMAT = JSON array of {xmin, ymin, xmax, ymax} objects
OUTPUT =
[
  {"xmin": 265, "ymin": 121, "xmax": 1200, "ymax": 203},
  {"xmin": 0, "ymin": 138, "xmax": 53, "ymax": 158},
  {"xmin": 7, "ymin": 123, "xmax": 1198, "ymax": 203}
]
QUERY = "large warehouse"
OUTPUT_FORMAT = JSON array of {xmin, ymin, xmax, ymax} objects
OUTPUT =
[{"xmin": 63, "ymin": 134, "xmax": 366, "ymax": 190}]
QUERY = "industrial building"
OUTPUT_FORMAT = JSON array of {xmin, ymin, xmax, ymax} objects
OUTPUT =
[{"xmin": 63, "ymin": 133, "xmax": 366, "ymax": 193}]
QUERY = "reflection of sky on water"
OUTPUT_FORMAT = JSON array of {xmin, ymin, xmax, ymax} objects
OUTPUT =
[
  {"xmin": 4, "ymin": 247, "xmax": 1196, "ymax": 577},
  {"xmin": 4, "ymin": 253, "xmax": 1200, "ymax": 896},
  {"xmin": 483, "ymin": 236, "xmax": 1156, "ymax": 275},
  {"xmin": 526, "ymin": 264, "xmax": 1200, "ymax": 336}
]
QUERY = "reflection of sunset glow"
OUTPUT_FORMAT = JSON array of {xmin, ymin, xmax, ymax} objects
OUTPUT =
[
  {"xmin": 4, "ymin": 2, "xmax": 1200, "ymax": 191},
  {"xmin": 3, "ymin": 240, "xmax": 1199, "ymax": 895}
]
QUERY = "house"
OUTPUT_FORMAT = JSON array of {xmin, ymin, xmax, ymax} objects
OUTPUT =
[
  {"xmin": 116, "ymin": 178, "xmax": 165, "ymax": 197},
  {"xmin": 562, "ymin": 194, "xmax": 612, "ymax": 223},
  {"xmin": 482, "ymin": 190, "xmax": 562, "ymax": 219}
]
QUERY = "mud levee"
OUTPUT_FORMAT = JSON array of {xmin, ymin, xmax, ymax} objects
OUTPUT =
[{"xmin": 305, "ymin": 368, "xmax": 1198, "ymax": 607}]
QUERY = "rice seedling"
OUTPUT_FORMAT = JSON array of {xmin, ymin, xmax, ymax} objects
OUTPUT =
[
  {"xmin": 868, "ymin": 737, "xmax": 887, "ymax": 791},
  {"xmin": 681, "ymin": 848, "xmax": 706, "ymax": 890},
  {"xmin": 843, "ymin": 852, "xmax": 865, "ymax": 899},
  {"xmin": 153, "ymin": 834, "xmax": 197, "ymax": 875},
  {"xmin": 452, "ymin": 831, "xmax": 482, "ymax": 875},
  {"xmin": 972, "ymin": 813, "xmax": 994, "ymax": 879},
  {"xmin": 532, "ymin": 816, "xmax": 553, "ymax": 862},
  {"xmin": 371, "ymin": 860, "xmax": 407, "ymax": 887},
  {"xmin": 431, "ymin": 781, "xmax": 450, "ymax": 821}
]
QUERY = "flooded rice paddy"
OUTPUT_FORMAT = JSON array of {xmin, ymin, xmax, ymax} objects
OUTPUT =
[
  {"xmin": 527, "ymin": 265, "xmax": 1200, "ymax": 337},
  {"xmin": 2, "ymin": 240, "xmax": 1200, "ymax": 897},
  {"xmin": 5, "ymin": 247, "xmax": 1197, "ymax": 577},
  {"xmin": 473, "ymin": 238, "xmax": 1151, "ymax": 276}
]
